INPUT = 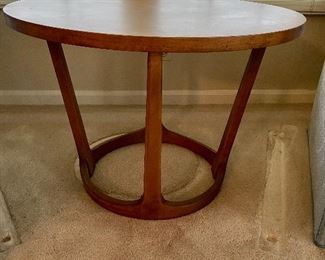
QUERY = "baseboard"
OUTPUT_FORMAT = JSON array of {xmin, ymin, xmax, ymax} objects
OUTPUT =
[{"xmin": 0, "ymin": 89, "xmax": 315, "ymax": 105}]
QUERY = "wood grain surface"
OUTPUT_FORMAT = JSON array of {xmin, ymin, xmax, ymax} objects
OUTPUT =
[{"xmin": 4, "ymin": 0, "xmax": 306, "ymax": 52}]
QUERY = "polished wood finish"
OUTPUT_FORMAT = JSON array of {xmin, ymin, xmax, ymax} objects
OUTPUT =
[
  {"xmin": 4, "ymin": 0, "xmax": 305, "ymax": 52},
  {"xmin": 143, "ymin": 53, "xmax": 163, "ymax": 209},
  {"xmin": 79, "ymin": 125, "xmax": 221, "ymax": 219},
  {"xmin": 212, "ymin": 48, "xmax": 266, "ymax": 182},
  {"xmin": 47, "ymin": 41, "xmax": 95, "ymax": 174},
  {"xmin": 46, "ymin": 44, "xmax": 266, "ymax": 219},
  {"xmin": 4, "ymin": 0, "xmax": 305, "ymax": 219}
]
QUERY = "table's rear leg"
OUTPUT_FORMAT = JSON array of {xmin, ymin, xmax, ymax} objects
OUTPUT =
[
  {"xmin": 141, "ymin": 52, "xmax": 163, "ymax": 216},
  {"xmin": 47, "ymin": 41, "xmax": 95, "ymax": 174},
  {"xmin": 212, "ymin": 48, "xmax": 266, "ymax": 182}
]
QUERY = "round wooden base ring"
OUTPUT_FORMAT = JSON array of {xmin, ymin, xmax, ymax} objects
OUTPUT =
[{"xmin": 77, "ymin": 127, "xmax": 226, "ymax": 220}]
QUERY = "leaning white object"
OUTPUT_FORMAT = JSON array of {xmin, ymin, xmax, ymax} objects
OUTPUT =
[
  {"xmin": 309, "ymin": 61, "xmax": 325, "ymax": 247},
  {"xmin": 0, "ymin": 189, "xmax": 20, "ymax": 252}
]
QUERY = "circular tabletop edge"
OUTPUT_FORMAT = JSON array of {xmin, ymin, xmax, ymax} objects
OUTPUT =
[{"xmin": 3, "ymin": 3, "xmax": 306, "ymax": 53}]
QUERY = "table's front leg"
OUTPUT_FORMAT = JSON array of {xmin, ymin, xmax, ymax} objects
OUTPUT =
[
  {"xmin": 142, "ymin": 52, "xmax": 163, "ymax": 214},
  {"xmin": 47, "ymin": 41, "xmax": 95, "ymax": 174},
  {"xmin": 212, "ymin": 48, "xmax": 266, "ymax": 182}
]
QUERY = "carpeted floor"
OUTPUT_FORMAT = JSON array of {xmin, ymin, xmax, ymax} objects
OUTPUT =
[{"xmin": 0, "ymin": 104, "xmax": 324, "ymax": 259}]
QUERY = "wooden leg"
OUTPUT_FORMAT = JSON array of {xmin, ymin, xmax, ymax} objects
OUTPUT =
[
  {"xmin": 47, "ymin": 41, "xmax": 95, "ymax": 174},
  {"xmin": 212, "ymin": 48, "xmax": 266, "ymax": 180},
  {"xmin": 142, "ymin": 52, "xmax": 163, "ymax": 210},
  {"xmin": 47, "ymin": 45, "xmax": 265, "ymax": 220}
]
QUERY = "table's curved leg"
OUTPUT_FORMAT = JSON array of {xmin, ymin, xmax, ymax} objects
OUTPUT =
[
  {"xmin": 47, "ymin": 41, "xmax": 95, "ymax": 174},
  {"xmin": 212, "ymin": 48, "xmax": 266, "ymax": 182}
]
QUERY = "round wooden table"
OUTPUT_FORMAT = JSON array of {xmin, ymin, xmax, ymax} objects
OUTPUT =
[{"xmin": 4, "ymin": 0, "xmax": 306, "ymax": 219}]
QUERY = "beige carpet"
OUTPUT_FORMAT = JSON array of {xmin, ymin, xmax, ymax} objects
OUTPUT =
[{"xmin": 0, "ymin": 104, "xmax": 324, "ymax": 259}]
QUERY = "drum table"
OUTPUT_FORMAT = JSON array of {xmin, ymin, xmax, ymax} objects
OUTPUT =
[{"xmin": 4, "ymin": 0, "xmax": 305, "ymax": 219}]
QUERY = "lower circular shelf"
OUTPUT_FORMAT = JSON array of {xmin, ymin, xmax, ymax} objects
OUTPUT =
[{"xmin": 75, "ymin": 127, "xmax": 226, "ymax": 220}]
